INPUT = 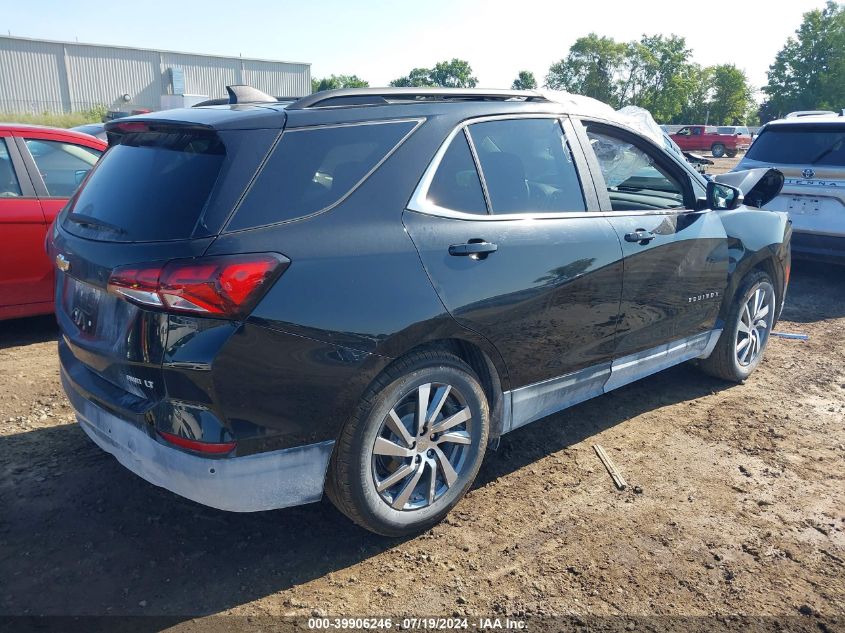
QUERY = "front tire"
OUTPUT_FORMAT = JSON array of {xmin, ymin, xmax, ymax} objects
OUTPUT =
[
  {"xmin": 699, "ymin": 270, "xmax": 776, "ymax": 382},
  {"xmin": 326, "ymin": 351, "xmax": 490, "ymax": 536},
  {"xmin": 711, "ymin": 143, "xmax": 726, "ymax": 158}
]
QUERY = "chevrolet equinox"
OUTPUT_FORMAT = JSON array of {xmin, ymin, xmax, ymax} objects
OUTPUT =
[{"xmin": 49, "ymin": 87, "xmax": 791, "ymax": 536}]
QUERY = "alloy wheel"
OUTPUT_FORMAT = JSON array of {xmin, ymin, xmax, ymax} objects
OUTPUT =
[
  {"xmin": 370, "ymin": 382, "xmax": 473, "ymax": 511},
  {"xmin": 735, "ymin": 284, "xmax": 774, "ymax": 367}
]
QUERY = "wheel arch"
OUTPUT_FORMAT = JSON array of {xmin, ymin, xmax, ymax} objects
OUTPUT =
[
  {"xmin": 372, "ymin": 335, "xmax": 508, "ymax": 445},
  {"xmin": 715, "ymin": 207, "xmax": 790, "ymax": 327},
  {"xmin": 718, "ymin": 247, "xmax": 786, "ymax": 328}
]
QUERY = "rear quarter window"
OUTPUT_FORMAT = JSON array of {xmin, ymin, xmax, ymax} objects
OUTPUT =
[{"xmin": 227, "ymin": 120, "xmax": 419, "ymax": 231}]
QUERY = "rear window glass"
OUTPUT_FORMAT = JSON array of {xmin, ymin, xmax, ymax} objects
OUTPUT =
[
  {"xmin": 227, "ymin": 120, "xmax": 417, "ymax": 231},
  {"xmin": 427, "ymin": 131, "xmax": 487, "ymax": 214},
  {"xmin": 64, "ymin": 128, "xmax": 224, "ymax": 241},
  {"xmin": 746, "ymin": 126, "xmax": 845, "ymax": 166}
]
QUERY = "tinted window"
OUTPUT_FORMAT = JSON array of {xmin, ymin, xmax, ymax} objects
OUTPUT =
[
  {"xmin": 427, "ymin": 131, "xmax": 487, "ymax": 213},
  {"xmin": 64, "ymin": 128, "xmax": 224, "ymax": 241},
  {"xmin": 229, "ymin": 120, "xmax": 416, "ymax": 231},
  {"xmin": 746, "ymin": 126, "xmax": 845, "ymax": 166},
  {"xmin": 586, "ymin": 127, "xmax": 686, "ymax": 211},
  {"xmin": 468, "ymin": 119, "xmax": 585, "ymax": 214},
  {"xmin": 25, "ymin": 139, "xmax": 101, "ymax": 197},
  {"xmin": 0, "ymin": 139, "xmax": 22, "ymax": 197}
]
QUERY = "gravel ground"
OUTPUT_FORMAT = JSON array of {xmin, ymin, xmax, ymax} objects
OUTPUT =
[{"xmin": 0, "ymin": 255, "xmax": 843, "ymax": 631}]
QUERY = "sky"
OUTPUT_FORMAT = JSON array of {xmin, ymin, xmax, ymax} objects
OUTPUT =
[{"xmin": 1, "ymin": 0, "xmax": 828, "ymax": 97}]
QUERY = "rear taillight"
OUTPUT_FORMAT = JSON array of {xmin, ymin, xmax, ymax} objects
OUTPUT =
[{"xmin": 107, "ymin": 253, "xmax": 288, "ymax": 319}]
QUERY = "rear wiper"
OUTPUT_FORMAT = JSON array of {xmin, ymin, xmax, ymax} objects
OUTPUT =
[
  {"xmin": 67, "ymin": 212, "xmax": 125, "ymax": 235},
  {"xmin": 810, "ymin": 137, "xmax": 843, "ymax": 164}
]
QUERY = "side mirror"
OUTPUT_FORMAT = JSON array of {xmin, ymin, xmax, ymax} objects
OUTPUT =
[
  {"xmin": 712, "ymin": 168, "xmax": 784, "ymax": 208},
  {"xmin": 707, "ymin": 181, "xmax": 743, "ymax": 210}
]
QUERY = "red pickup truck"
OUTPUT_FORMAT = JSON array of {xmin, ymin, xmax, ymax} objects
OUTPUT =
[{"xmin": 670, "ymin": 125, "xmax": 751, "ymax": 158}]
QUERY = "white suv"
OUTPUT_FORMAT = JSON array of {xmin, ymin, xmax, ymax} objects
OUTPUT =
[{"xmin": 736, "ymin": 114, "xmax": 845, "ymax": 262}]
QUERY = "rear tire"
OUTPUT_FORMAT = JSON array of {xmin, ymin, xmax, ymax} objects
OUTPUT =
[
  {"xmin": 711, "ymin": 143, "xmax": 726, "ymax": 158},
  {"xmin": 699, "ymin": 270, "xmax": 776, "ymax": 382},
  {"xmin": 726, "ymin": 149, "xmax": 737, "ymax": 158},
  {"xmin": 326, "ymin": 351, "xmax": 490, "ymax": 537}
]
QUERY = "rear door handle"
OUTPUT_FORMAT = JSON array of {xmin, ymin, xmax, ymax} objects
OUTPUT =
[
  {"xmin": 448, "ymin": 241, "xmax": 498, "ymax": 257},
  {"xmin": 624, "ymin": 230, "xmax": 656, "ymax": 244}
]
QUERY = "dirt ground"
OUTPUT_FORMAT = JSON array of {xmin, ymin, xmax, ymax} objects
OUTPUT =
[
  {"xmin": 1, "ymin": 253, "xmax": 844, "ymax": 627},
  {"xmin": 703, "ymin": 155, "xmax": 741, "ymax": 176}
]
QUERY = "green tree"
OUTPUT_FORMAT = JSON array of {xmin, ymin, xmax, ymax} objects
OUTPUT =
[
  {"xmin": 708, "ymin": 64, "xmax": 754, "ymax": 125},
  {"xmin": 678, "ymin": 64, "xmax": 714, "ymax": 124},
  {"xmin": 311, "ymin": 74, "xmax": 369, "ymax": 93},
  {"xmin": 390, "ymin": 59, "xmax": 478, "ymax": 88},
  {"xmin": 511, "ymin": 70, "xmax": 537, "ymax": 90},
  {"xmin": 389, "ymin": 68, "xmax": 436, "ymax": 87},
  {"xmin": 762, "ymin": 1, "xmax": 845, "ymax": 120},
  {"xmin": 430, "ymin": 59, "xmax": 478, "ymax": 88},
  {"xmin": 545, "ymin": 33, "xmax": 627, "ymax": 106},
  {"xmin": 621, "ymin": 35, "xmax": 693, "ymax": 122}
]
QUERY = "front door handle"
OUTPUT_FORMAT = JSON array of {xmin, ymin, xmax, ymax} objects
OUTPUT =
[
  {"xmin": 624, "ymin": 230, "xmax": 656, "ymax": 244},
  {"xmin": 448, "ymin": 240, "xmax": 498, "ymax": 258}
]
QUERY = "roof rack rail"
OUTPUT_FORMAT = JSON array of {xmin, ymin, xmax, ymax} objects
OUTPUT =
[{"xmin": 287, "ymin": 87, "xmax": 548, "ymax": 110}]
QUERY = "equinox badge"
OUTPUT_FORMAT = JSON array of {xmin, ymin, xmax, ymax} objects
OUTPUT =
[{"xmin": 55, "ymin": 254, "xmax": 70, "ymax": 272}]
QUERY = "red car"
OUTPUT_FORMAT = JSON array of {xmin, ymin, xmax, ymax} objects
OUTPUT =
[
  {"xmin": 0, "ymin": 124, "xmax": 106, "ymax": 320},
  {"xmin": 670, "ymin": 125, "xmax": 751, "ymax": 158}
]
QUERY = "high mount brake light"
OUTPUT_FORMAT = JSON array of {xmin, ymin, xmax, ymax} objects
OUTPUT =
[{"xmin": 107, "ymin": 253, "xmax": 288, "ymax": 319}]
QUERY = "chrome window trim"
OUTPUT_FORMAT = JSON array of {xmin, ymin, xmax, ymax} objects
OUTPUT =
[
  {"xmin": 463, "ymin": 127, "xmax": 492, "ymax": 212},
  {"xmin": 222, "ymin": 117, "xmax": 425, "ymax": 234},
  {"xmin": 405, "ymin": 205, "xmax": 705, "ymax": 222},
  {"xmin": 408, "ymin": 113, "xmax": 592, "ymax": 219}
]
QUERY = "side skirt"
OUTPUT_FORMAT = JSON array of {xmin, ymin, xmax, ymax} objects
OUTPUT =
[{"xmin": 502, "ymin": 329, "xmax": 722, "ymax": 434}]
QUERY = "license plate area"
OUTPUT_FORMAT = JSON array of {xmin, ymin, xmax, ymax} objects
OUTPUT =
[
  {"xmin": 60, "ymin": 275, "xmax": 126, "ymax": 345},
  {"xmin": 788, "ymin": 196, "xmax": 821, "ymax": 216},
  {"xmin": 64, "ymin": 276, "xmax": 105, "ymax": 336}
]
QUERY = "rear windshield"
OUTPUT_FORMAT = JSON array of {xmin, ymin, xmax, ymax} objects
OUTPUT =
[
  {"xmin": 746, "ymin": 126, "xmax": 845, "ymax": 166},
  {"xmin": 63, "ymin": 128, "xmax": 224, "ymax": 241},
  {"xmin": 226, "ymin": 120, "xmax": 417, "ymax": 231}
]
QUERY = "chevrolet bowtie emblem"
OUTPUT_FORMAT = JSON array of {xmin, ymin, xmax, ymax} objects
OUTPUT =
[{"xmin": 55, "ymin": 254, "xmax": 70, "ymax": 272}]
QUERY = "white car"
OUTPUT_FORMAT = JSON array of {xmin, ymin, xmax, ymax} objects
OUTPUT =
[{"xmin": 736, "ymin": 114, "xmax": 845, "ymax": 262}]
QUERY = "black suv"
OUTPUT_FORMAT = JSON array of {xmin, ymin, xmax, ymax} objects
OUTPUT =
[{"xmin": 49, "ymin": 88, "xmax": 791, "ymax": 536}]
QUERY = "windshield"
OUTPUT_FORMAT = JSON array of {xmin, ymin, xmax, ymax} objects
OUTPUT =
[{"xmin": 746, "ymin": 125, "xmax": 845, "ymax": 166}]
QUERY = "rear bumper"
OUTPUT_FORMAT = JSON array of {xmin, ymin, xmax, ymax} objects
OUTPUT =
[
  {"xmin": 62, "ymin": 369, "xmax": 334, "ymax": 512},
  {"xmin": 791, "ymin": 231, "xmax": 845, "ymax": 264}
]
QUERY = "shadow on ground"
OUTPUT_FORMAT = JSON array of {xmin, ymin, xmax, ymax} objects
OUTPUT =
[
  {"xmin": 780, "ymin": 260, "xmax": 845, "ymax": 324},
  {"xmin": 0, "ymin": 315, "xmax": 58, "ymax": 350},
  {"xmin": 0, "ymin": 362, "xmax": 728, "ymax": 619}
]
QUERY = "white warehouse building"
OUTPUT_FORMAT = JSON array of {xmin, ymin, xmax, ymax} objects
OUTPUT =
[{"xmin": 0, "ymin": 35, "xmax": 311, "ymax": 114}]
